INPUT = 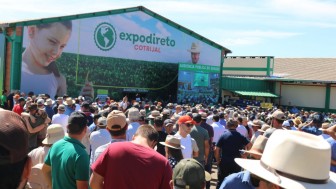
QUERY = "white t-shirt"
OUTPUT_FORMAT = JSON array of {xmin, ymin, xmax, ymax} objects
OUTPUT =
[
  {"xmin": 211, "ymin": 122, "xmax": 227, "ymax": 143},
  {"xmin": 236, "ymin": 125, "xmax": 248, "ymax": 137},
  {"xmin": 174, "ymin": 133, "xmax": 199, "ymax": 158},
  {"xmin": 52, "ymin": 113, "xmax": 69, "ymax": 134},
  {"xmin": 126, "ymin": 122, "xmax": 141, "ymax": 141},
  {"xmin": 89, "ymin": 129, "xmax": 112, "ymax": 165},
  {"xmin": 21, "ymin": 61, "xmax": 58, "ymax": 98}
]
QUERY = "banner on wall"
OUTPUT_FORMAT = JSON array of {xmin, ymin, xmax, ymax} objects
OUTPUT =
[
  {"xmin": 177, "ymin": 63, "xmax": 220, "ymax": 104},
  {"xmin": 20, "ymin": 11, "xmax": 221, "ymax": 99}
]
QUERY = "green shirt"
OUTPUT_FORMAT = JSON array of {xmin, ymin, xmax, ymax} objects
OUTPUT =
[
  {"xmin": 45, "ymin": 136, "xmax": 89, "ymax": 189},
  {"xmin": 190, "ymin": 125, "xmax": 210, "ymax": 163},
  {"xmin": 0, "ymin": 94, "xmax": 7, "ymax": 106}
]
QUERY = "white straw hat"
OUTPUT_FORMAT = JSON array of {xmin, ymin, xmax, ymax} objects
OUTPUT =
[
  {"xmin": 235, "ymin": 130, "xmax": 336, "ymax": 189},
  {"xmin": 160, "ymin": 135, "xmax": 185, "ymax": 150},
  {"xmin": 42, "ymin": 124, "xmax": 64, "ymax": 145}
]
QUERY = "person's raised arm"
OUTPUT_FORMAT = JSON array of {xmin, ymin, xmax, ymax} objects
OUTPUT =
[{"xmin": 22, "ymin": 115, "xmax": 46, "ymax": 133}]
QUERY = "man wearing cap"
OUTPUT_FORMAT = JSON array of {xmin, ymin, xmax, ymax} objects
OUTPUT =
[
  {"xmin": 175, "ymin": 115, "xmax": 199, "ymax": 159},
  {"xmin": 263, "ymin": 110, "xmax": 286, "ymax": 138},
  {"xmin": 171, "ymin": 158, "xmax": 211, "ymax": 189},
  {"xmin": 51, "ymin": 104, "xmax": 69, "ymax": 134},
  {"xmin": 92, "ymin": 110, "xmax": 128, "ymax": 163},
  {"xmin": 90, "ymin": 125, "xmax": 172, "ymax": 189},
  {"xmin": 52, "ymin": 97, "xmax": 63, "ymax": 114},
  {"xmin": 89, "ymin": 117, "xmax": 112, "ymax": 165},
  {"xmin": 12, "ymin": 97, "xmax": 26, "ymax": 115},
  {"xmin": 164, "ymin": 119, "xmax": 176, "ymax": 135},
  {"xmin": 42, "ymin": 112, "xmax": 90, "ymax": 189},
  {"xmin": 0, "ymin": 109, "xmax": 31, "ymax": 189},
  {"xmin": 36, "ymin": 98, "xmax": 45, "ymax": 110}
]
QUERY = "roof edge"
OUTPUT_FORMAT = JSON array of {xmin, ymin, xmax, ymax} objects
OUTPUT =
[{"xmin": 0, "ymin": 6, "xmax": 231, "ymax": 54}]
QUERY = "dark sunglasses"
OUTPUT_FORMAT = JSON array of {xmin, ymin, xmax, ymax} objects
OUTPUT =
[{"xmin": 184, "ymin": 123, "xmax": 193, "ymax": 127}]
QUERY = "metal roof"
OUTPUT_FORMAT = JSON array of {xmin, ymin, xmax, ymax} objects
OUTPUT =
[{"xmin": 0, "ymin": 6, "xmax": 231, "ymax": 54}]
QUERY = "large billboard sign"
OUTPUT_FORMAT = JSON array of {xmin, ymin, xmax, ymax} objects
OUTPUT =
[
  {"xmin": 20, "ymin": 11, "xmax": 221, "ymax": 99},
  {"xmin": 177, "ymin": 63, "xmax": 220, "ymax": 105}
]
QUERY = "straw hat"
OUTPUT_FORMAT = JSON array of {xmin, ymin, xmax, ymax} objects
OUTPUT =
[
  {"xmin": 44, "ymin": 98, "xmax": 54, "ymax": 106},
  {"xmin": 188, "ymin": 42, "xmax": 200, "ymax": 53},
  {"xmin": 235, "ymin": 130, "xmax": 336, "ymax": 189},
  {"xmin": 240, "ymin": 135, "xmax": 268, "ymax": 156},
  {"xmin": 148, "ymin": 110, "xmax": 161, "ymax": 119},
  {"xmin": 159, "ymin": 135, "xmax": 185, "ymax": 150},
  {"xmin": 258, "ymin": 124, "xmax": 271, "ymax": 133},
  {"xmin": 63, "ymin": 97, "xmax": 75, "ymax": 106},
  {"xmin": 42, "ymin": 124, "xmax": 64, "ymax": 145}
]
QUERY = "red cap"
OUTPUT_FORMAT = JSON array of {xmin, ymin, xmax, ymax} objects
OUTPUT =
[{"xmin": 178, "ymin": 115, "xmax": 196, "ymax": 125}]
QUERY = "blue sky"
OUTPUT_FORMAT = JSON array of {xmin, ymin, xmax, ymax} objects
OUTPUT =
[{"xmin": 1, "ymin": 0, "xmax": 335, "ymax": 57}]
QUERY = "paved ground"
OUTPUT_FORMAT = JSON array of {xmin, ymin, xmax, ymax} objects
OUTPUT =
[{"xmin": 210, "ymin": 165, "xmax": 218, "ymax": 189}]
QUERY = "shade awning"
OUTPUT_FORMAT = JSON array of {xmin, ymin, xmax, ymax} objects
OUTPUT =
[{"xmin": 233, "ymin": 91, "xmax": 279, "ymax": 98}]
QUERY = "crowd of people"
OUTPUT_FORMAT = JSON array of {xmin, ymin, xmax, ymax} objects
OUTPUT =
[{"xmin": 1, "ymin": 89, "xmax": 336, "ymax": 189}]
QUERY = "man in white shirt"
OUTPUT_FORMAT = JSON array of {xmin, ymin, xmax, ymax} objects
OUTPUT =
[
  {"xmin": 211, "ymin": 114, "xmax": 227, "ymax": 144},
  {"xmin": 236, "ymin": 116, "xmax": 248, "ymax": 138},
  {"xmin": 175, "ymin": 115, "xmax": 199, "ymax": 159},
  {"xmin": 51, "ymin": 104, "xmax": 69, "ymax": 134},
  {"xmin": 126, "ymin": 107, "xmax": 141, "ymax": 141},
  {"xmin": 89, "ymin": 117, "xmax": 112, "ymax": 165}
]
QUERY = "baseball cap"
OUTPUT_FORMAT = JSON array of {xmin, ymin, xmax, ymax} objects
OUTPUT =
[
  {"xmin": 107, "ymin": 110, "xmax": 127, "ymax": 131},
  {"xmin": 164, "ymin": 119, "xmax": 175, "ymax": 127},
  {"xmin": 173, "ymin": 158, "xmax": 211, "ymax": 189},
  {"xmin": 37, "ymin": 98, "xmax": 44, "ymax": 106},
  {"xmin": 272, "ymin": 110, "xmax": 286, "ymax": 121},
  {"xmin": 97, "ymin": 117, "xmax": 107, "ymax": 128},
  {"xmin": 81, "ymin": 101, "xmax": 90, "ymax": 108},
  {"xmin": 178, "ymin": 115, "xmax": 196, "ymax": 125},
  {"xmin": 57, "ymin": 104, "xmax": 65, "ymax": 111},
  {"xmin": 0, "ymin": 109, "xmax": 28, "ymax": 164}
]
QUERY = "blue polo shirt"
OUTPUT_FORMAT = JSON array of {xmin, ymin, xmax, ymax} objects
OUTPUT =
[{"xmin": 220, "ymin": 171, "xmax": 255, "ymax": 189}]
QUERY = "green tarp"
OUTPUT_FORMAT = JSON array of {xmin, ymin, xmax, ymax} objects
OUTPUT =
[{"xmin": 233, "ymin": 90, "xmax": 279, "ymax": 98}]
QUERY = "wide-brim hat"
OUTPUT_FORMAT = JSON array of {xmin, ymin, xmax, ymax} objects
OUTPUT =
[
  {"xmin": 63, "ymin": 97, "xmax": 75, "ymax": 106},
  {"xmin": 188, "ymin": 42, "xmax": 200, "ymax": 53},
  {"xmin": 44, "ymin": 98, "xmax": 54, "ymax": 106},
  {"xmin": 148, "ymin": 110, "xmax": 161, "ymax": 119},
  {"xmin": 240, "ymin": 135, "xmax": 268, "ymax": 156},
  {"xmin": 251, "ymin": 120, "xmax": 263, "ymax": 127},
  {"xmin": 235, "ymin": 130, "xmax": 336, "ymax": 189},
  {"xmin": 42, "ymin": 124, "xmax": 64, "ymax": 145},
  {"xmin": 159, "ymin": 135, "xmax": 185, "ymax": 150},
  {"xmin": 258, "ymin": 124, "xmax": 270, "ymax": 133}
]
